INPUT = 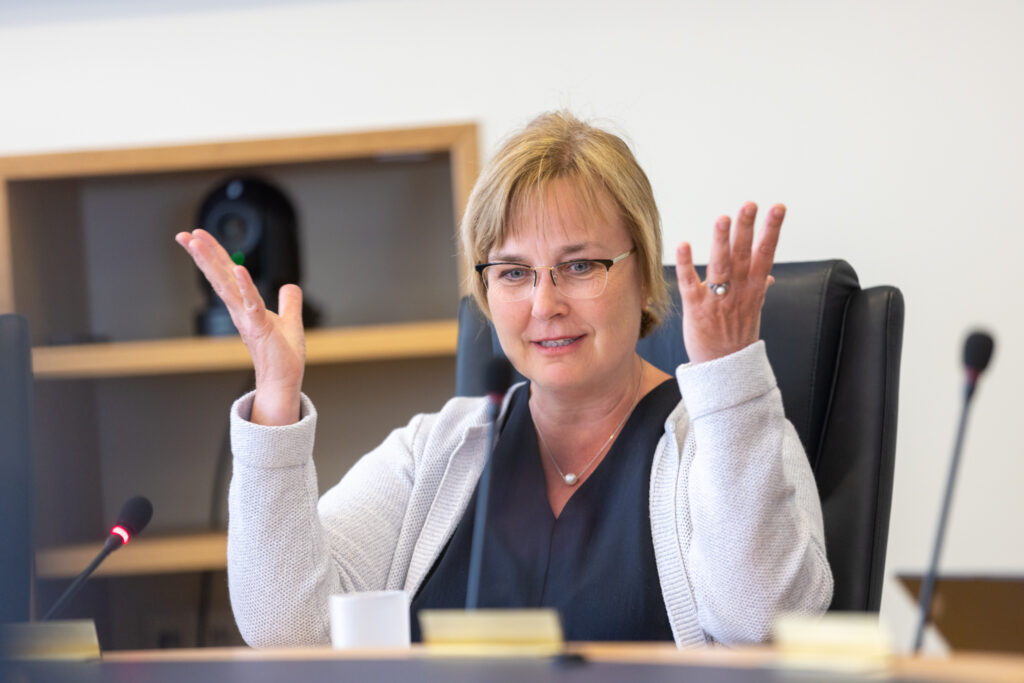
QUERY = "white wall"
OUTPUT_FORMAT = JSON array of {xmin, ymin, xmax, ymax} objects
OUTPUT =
[{"xmin": 2, "ymin": 0, "xmax": 1021, "ymax": 652}]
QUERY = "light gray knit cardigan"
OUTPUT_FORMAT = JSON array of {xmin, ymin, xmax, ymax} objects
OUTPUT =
[{"xmin": 227, "ymin": 341, "xmax": 833, "ymax": 648}]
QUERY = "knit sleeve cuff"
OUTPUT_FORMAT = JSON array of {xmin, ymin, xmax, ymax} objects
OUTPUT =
[
  {"xmin": 676, "ymin": 341, "xmax": 778, "ymax": 421},
  {"xmin": 229, "ymin": 391, "xmax": 318, "ymax": 469}
]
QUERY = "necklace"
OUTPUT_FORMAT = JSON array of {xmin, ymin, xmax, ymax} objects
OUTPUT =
[{"xmin": 533, "ymin": 359, "xmax": 645, "ymax": 487}]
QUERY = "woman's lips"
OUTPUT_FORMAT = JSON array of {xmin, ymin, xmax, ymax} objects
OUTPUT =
[{"xmin": 533, "ymin": 336, "xmax": 583, "ymax": 350}]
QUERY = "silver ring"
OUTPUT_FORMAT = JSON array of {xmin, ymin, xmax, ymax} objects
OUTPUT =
[{"xmin": 707, "ymin": 281, "xmax": 730, "ymax": 296}]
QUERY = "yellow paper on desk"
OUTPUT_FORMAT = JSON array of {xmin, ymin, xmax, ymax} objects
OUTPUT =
[
  {"xmin": 0, "ymin": 620, "xmax": 100, "ymax": 661},
  {"xmin": 773, "ymin": 612, "xmax": 893, "ymax": 673},
  {"xmin": 418, "ymin": 608, "xmax": 563, "ymax": 657}
]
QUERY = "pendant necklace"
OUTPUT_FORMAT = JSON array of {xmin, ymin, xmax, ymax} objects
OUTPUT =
[{"xmin": 533, "ymin": 360, "xmax": 644, "ymax": 487}]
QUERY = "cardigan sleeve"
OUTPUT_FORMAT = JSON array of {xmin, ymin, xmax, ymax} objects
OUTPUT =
[
  {"xmin": 226, "ymin": 391, "xmax": 424, "ymax": 647},
  {"xmin": 675, "ymin": 341, "xmax": 833, "ymax": 644}
]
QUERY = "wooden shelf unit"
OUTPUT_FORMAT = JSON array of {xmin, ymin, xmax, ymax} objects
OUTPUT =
[
  {"xmin": 0, "ymin": 123, "xmax": 478, "ymax": 342},
  {"xmin": 1, "ymin": 124, "xmax": 479, "ymax": 647}
]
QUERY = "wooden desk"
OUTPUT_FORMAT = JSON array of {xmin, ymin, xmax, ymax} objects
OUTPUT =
[{"xmin": 87, "ymin": 643, "xmax": 1024, "ymax": 683}]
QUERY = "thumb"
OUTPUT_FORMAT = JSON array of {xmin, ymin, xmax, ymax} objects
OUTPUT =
[{"xmin": 278, "ymin": 284, "xmax": 304, "ymax": 325}]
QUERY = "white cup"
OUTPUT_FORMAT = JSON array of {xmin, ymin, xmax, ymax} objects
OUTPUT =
[{"xmin": 328, "ymin": 590, "xmax": 411, "ymax": 649}]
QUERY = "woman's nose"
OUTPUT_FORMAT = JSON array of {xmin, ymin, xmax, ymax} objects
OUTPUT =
[{"xmin": 530, "ymin": 268, "xmax": 568, "ymax": 319}]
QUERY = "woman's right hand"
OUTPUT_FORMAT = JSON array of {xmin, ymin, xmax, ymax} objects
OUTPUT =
[{"xmin": 175, "ymin": 229, "xmax": 306, "ymax": 426}]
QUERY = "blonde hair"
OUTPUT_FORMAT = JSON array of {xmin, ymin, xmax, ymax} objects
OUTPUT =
[{"xmin": 460, "ymin": 111, "xmax": 668, "ymax": 338}]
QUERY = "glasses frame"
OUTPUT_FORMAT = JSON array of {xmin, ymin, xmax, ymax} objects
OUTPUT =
[{"xmin": 475, "ymin": 248, "xmax": 635, "ymax": 301}]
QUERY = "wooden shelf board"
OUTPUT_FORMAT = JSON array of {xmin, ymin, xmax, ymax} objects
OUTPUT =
[
  {"xmin": 32, "ymin": 319, "xmax": 459, "ymax": 378},
  {"xmin": 36, "ymin": 532, "xmax": 226, "ymax": 579},
  {"xmin": 0, "ymin": 123, "xmax": 477, "ymax": 180}
]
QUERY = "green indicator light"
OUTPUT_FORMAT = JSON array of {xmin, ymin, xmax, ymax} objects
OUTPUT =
[{"xmin": 231, "ymin": 251, "xmax": 245, "ymax": 265}]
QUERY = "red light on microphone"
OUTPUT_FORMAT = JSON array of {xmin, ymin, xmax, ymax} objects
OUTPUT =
[{"xmin": 111, "ymin": 525, "xmax": 130, "ymax": 544}]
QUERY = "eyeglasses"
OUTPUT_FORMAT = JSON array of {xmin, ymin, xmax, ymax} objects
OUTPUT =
[{"xmin": 475, "ymin": 249, "xmax": 635, "ymax": 302}]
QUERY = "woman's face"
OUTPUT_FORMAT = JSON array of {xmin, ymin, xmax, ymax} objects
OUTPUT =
[{"xmin": 487, "ymin": 178, "xmax": 645, "ymax": 399}]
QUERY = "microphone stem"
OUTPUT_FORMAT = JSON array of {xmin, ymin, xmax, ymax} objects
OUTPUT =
[
  {"xmin": 912, "ymin": 383, "xmax": 974, "ymax": 652},
  {"xmin": 42, "ymin": 534, "xmax": 121, "ymax": 622}
]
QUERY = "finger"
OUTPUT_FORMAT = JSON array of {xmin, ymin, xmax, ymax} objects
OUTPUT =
[
  {"xmin": 675, "ymin": 242, "xmax": 704, "ymax": 307},
  {"xmin": 234, "ymin": 265, "xmax": 266, "ymax": 317},
  {"xmin": 184, "ymin": 229, "xmax": 237, "ymax": 271},
  {"xmin": 750, "ymin": 204, "xmax": 785, "ymax": 281},
  {"xmin": 278, "ymin": 284, "xmax": 304, "ymax": 327},
  {"xmin": 731, "ymin": 202, "xmax": 757, "ymax": 279},
  {"xmin": 182, "ymin": 231, "xmax": 244, "ymax": 308},
  {"xmin": 190, "ymin": 229, "xmax": 237, "ymax": 267},
  {"xmin": 706, "ymin": 215, "xmax": 732, "ymax": 285}
]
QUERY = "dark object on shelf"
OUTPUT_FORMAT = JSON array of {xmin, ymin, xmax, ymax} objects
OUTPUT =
[{"xmin": 194, "ymin": 177, "xmax": 319, "ymax": 335}]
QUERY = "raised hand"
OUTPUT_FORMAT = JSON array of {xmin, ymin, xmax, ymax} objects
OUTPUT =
[
  {"xmin": 175, "ymin": 229, "xmax": 306, "ymax": 425},
  {"xmin": 675, "ymin": 202, "xmax": 783, "ymax": 365}
]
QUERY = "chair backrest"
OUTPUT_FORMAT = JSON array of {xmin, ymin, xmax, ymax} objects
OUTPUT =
[
  {"xmin": 455, "ymin": 260, "xmax": 904, "ymax": 611},
  {"xmin": 0, "ymin": 313, "xmax": 34, "ymax": 622}
]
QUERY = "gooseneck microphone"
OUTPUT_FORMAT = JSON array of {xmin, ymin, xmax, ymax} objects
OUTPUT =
[
  {"xmin": 962, "ymin": 331, "xmax": 995, "ymax": 398},
  {"xmin": 42, "ymin": 496, "xmax": 153, "ymax": 622},
  {"xmin": 912, "ymin": 331, "xmax": 994, "ymax": 652},
  {"xmin": 465, "ymin": 358, "xmax": 513, "ymax": 610}
]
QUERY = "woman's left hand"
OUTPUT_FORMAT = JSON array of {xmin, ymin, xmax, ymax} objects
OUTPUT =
[{"xmin": 675, "ymin": 201, "xmax": 783, "ymax": 365}]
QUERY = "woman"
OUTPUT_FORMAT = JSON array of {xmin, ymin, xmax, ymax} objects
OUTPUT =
[{"xmin": 175, "ymin": 111, "xmax": 832, "ymax": 648}]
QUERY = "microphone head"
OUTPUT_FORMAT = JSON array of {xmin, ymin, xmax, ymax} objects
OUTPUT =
[
  {"xmin": 111, "ymin": 496, "xmax": 153, "ymax": 543},
  {"xmin": 963, "ymin": 331, "xmax": 995, "ymax": 374},
  {"xmin": 485, "ymin": 357, "xmax": 513, "ymax": 401}
]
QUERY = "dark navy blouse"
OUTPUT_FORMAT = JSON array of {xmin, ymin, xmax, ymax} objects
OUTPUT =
[{"xmin": 410, "ymin": 378, "xmax": 680, "ymax": 642}]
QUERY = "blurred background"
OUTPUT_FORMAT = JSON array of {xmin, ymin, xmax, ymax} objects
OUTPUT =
[{"xmin": 1, "ymin": 0, "xmax": 1021, "ymax": 653}]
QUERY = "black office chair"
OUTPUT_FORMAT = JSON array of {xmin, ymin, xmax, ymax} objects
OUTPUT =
[
  {"xmin": 455, "ymin": 260, "xmax": 904, "ymax": 612},
  {"xmin": 1, "ymin": 314, "xmax": 34, "ymax": 623}
]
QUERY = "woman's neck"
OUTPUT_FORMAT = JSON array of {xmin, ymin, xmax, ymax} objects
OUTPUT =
[{"xmin": 529, "ymin": 355, "xmax": 643, "ymax": 431}]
